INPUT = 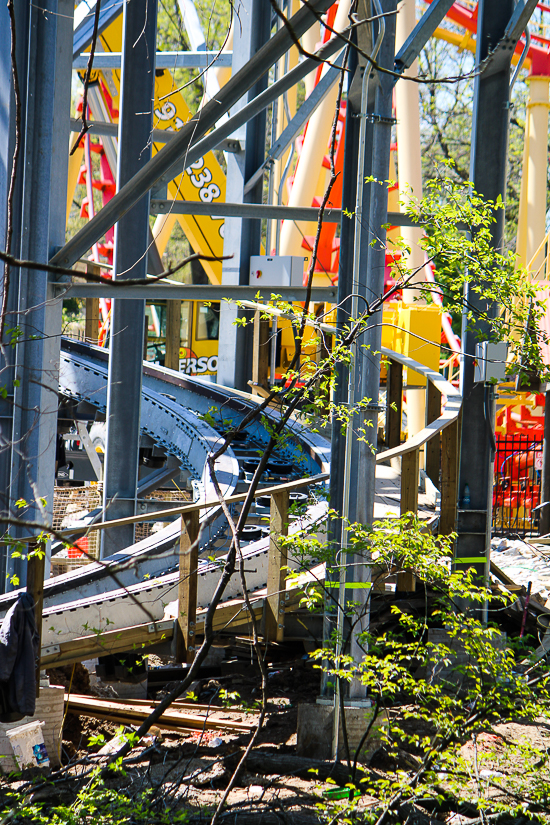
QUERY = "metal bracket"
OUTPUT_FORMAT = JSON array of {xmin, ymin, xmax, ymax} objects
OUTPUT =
[
  {"xmin": 41, "ymin": 644, "xmax": 60, "ymax": 657},
  {"xmin": 148, "ymin": 619, "xmax": 173, "ymax": 634},
  {"xmin": 76, "ymin": 421, "xmax": 103, "ymax": 481},
  {"xmin": 352, "ymin": 113, "xmax": 397, "ymax": 125}
]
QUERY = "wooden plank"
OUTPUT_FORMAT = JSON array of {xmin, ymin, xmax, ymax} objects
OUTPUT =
[
  {"xmin": 26, "ymin": 542, "xmax": 46, "ymax": 697},
  {"xmin": 95, "ymin": 695, "xmax": 259, "ymax": 715},
  {"xmin": 425, "ymin": 381, "xmax": 441, "ymax": 487},
  {"xmin": 164, "ymin": 300, "xmax": 181, "ymax": 371},
  {"xmin": 398, "ymin": 450, "xmax": 419, "ymax": 592},
  {"xmin": 175, "ymin": 510, "xmax": 200, "ymax": 664},
  {"xmin": 67, "ymin": 697, "xmax": 253, "ymax": 731},
  {"xmin": 265, "ymin": 490, "xmax": 289, "ymax": 643},
  {"xmin": 440, "ymin": 413, "xmax": 460, "ymax": 536},
  {"xmin": 251, "ymin": 310, "xmax": 270, "ymax": 395},
  {"xmin": 377, "ymin": 351, "xmax": 462, "ymax": 464},
  {"xmin": 69, "ymin": 708, "xmax": 249, "ymax": 736},
  {"xmin": 40, "ymin": 602, "xmax": 266, "ymax": 669},
  {"xmin": 66, "ymin": 694, "xmax": 253, "ymax": 733},
  {"xmin": 247, "ymin": 382, "xmax": 270, "ymax": 398},
  {"xmin": 386, "ymin": 360, "xmax": 403, "ymax": 449}
]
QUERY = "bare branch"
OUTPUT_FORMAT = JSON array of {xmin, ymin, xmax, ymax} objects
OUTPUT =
[
  {"xmin": 0, "ymin": 247, "xmax": 231, "ymax": 286},
  {"xmin": 70, "ymin": 0, "xmax": 102, "ymax": 155}
]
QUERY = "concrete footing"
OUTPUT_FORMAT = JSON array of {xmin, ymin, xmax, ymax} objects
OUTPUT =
[{"xmin": 296, "ymin": 701, "xmax": 386, "ymax": 763}]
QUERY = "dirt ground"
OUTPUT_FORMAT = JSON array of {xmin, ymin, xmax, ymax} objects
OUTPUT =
[
  {"xmin": 6, "ymin": 583, "xmax": 550, "ymax": 824},
  {"xmin": 5, "ymin": 654, "xmax": 541, "ymax": 824}
]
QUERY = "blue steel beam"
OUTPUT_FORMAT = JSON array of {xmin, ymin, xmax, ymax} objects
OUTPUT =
[
  {"xmin": 0, "ymin": 0, "xmax": 30, "ymax": 587},
  {"xmin": 73, "ymin": 0, "xmax": 123, "ymax": 58},
  {"xmin": 455, "ymin": 0, "xmax": 519, "ymax": 588},
  {"xmin": 393, "ymin": 0, "xmax": 455, "ymax": 74},
  {"xmin": 73, "ymin": 51, "xmax": 233, "ymax": 69}
]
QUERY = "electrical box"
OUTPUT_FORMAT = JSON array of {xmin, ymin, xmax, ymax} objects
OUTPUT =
[
  {"xmin": 474, "ymin": 341, "xmax": 509, "ymax": 384},
  {"xmin": 249, "ymin": 255, "xmax": 305, "ymax": 288}
]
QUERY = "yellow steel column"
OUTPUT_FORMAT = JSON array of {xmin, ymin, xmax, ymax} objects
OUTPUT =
[
  {"xmin": 66, "ymin": 141, "xmax": 84, "ymax": 224},
  {"xmin": 515, "ymin": 114, "xmax": 529, "ymax": 269},
  {"xmin": 526, "ymin": 76, "xmax": 550, "ymax": 270},
  {"xmin": 395, "ymin": 0, "xmax": 426, "ymax": 463},
  {"xmin": 395, "ymin": 0, "xmax": 424, "ymax": 303},
  {"xmin": 302, "ymin": 16, "xmax": 321, "ymax": 97},
  {"xmin": 211, "ymin": 20, "xmax": 234, "ymax": 90},
  {"xmin": 152, "ymin": 213, "xmax": 177, "ymax": 259}
]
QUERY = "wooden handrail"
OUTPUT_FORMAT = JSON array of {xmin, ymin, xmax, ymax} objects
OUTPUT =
[
  {"xmin": 376, "ymin": 347, "xmax": 462, "ymax": 462},
  {"xmin": 46, "ymin": 472, "xmax": 329, "ymax": 540}
]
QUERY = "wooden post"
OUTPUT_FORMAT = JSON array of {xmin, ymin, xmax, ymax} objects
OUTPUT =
[
  {"xmin": 265, "ymin": 490, "xmax": 289, "ymax": 643},
  {"xmin": 164, "ymin": 300, "xmax": 181, "ymax": 371},
  {"xmin": 425, "ymin": 382, "xmax": 441, "ymax": 487},
  {"xmin": 250, "ymin": 310, "xmax": 270, "ymax": 396},
  {"xmin": 398, "ymin": 449, "xmax": 419, "ymax": 591},
  {"xmin": 440, "ymin": 414, "xmax": 461, "ymax": 536},
  {"xmin": 85, "ymin": 262, "xmax": 101, "ymax": 345},
  {"xmin": 400, "ymin": 449, "xmax": 419, "ymax": 516},
  {"xmin": 386, "ymin": 360, "xmax": 403, "ymax": 448},
  {"xmin": 175, "ymin": 510, "xmax": 200, "ymax": 663},
  {"xmin": 26, "ymin": 541, "xmax": 45, "ymax": 697},
  {"xmin": 85, "ymin": 298, "xmax": 100, "ymax": 345}
]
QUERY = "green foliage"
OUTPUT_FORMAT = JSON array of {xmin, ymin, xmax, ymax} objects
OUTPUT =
[
  {"xmin": 0, "ymin": 769, "xmax": 190, "ymax": 823},
  {"xmin": 391, "ymin": 173, "xmax": 549, "ymax": 381},
  {"xmin": 287, "ymin": 514, "xmax": 550, "ymax": 823},
  {"xmin": 218, "ymin": 688, "xmax": 260, "ymax": 712}
]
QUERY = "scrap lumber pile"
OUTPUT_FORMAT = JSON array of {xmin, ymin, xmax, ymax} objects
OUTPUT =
[{"xmin": 66, "ymin": 694, "xmax": 255, "ymax": 735}]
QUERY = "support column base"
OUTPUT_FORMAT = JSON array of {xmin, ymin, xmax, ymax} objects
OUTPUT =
[{"xmin": 296, "ymin": 701, "xmax": 386, "ymax": 762}]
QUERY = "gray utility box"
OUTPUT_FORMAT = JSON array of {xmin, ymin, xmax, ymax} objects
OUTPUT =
[
  {"xmin": 474, "ymin": 341, "xmax": 509, "ymax": 383},
  {"xmin": 249, "ymin": 255, "xmax": 305, "ymax": 288}
]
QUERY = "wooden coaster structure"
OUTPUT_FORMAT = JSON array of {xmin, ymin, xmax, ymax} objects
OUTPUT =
[{"xmin": 33, "ymin": 337, "xmax": 462, "ymax": 674}]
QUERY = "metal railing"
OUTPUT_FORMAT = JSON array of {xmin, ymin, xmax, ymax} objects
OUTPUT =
[{"xmin": 493, "ymin": 433, "xmax": 542, "ymax": 538}]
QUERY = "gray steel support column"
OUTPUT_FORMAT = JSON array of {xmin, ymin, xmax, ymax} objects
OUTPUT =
[
  {"xmin": 102, "ymin": 0, "xmax": 157, "ymax": 556},
  {"xmin": 41, "ymin": 0, "xmax": 73, "ymax": 580},
  {"xmin": 346, "ymin": 0, "xmax": 396, "ymax": 699},
  {"xmin": 456, "ymin": 0, "xmax": 514, "ymax": 584},
  {"xmin": 323, "ymin": 41, "xmax": 359, "ymax": 694},
  {"xmin": 0, "ymin": 0, "xmax": 30, "ymax": 586},
  {"xmin": 5, "ymin": 0, "xmax": 72, "ymax": 589},
  {"xmin": 217, "ymin": 0, "xmax": 271, "ymax": 390},
  {"xmin": 322, "ymin": 2, "xmax": 397, "ymax": 699}
]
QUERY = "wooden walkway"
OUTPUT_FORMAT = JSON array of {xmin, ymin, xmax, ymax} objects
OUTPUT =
[{"xmin": 374, "ymin": 463, "xmax": 435, "ymax": 521}]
